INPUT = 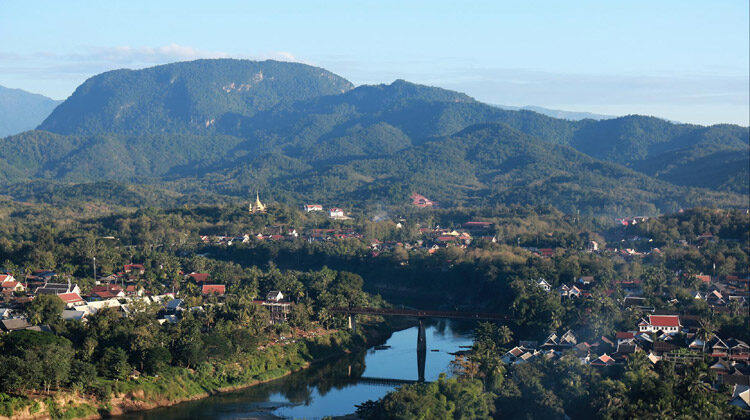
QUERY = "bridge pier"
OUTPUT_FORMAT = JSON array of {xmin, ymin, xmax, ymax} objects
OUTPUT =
[
  {"xmin": 348, "ymin": 313, "xmax": 357, "ymax": 332},
  {"xmin": 417, "ymin": 318, "xmax": 426, "ymax": 351},
  {"xmin": 417, "ymin": 318, "xmax": 426, "ymax": 382}
]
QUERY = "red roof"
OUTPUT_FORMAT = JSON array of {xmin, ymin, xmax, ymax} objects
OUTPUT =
[
  {"xmin": 0, "ymin": 274, "xmax": 13, "ymax": 282},
  {"xmin": 58, "ymin": 292, "xmax": 84, "ymax": 304},
  {"xmin": 648, "ymin": 315, "xmax": 680, "ymax": 327},
  {"xmin": 91, "ymin": 284, "xmax": 122, "ymax": 293},
  {"xmin": 616, "ymin": 332, "xmax": 634, "ymax": 340},
  {"xmin": 188, "ymin": 273, "xmax": 210, "ymax": 283},
  {"xmin": 1, "ymin": 280, "xmax": 19, "ymax": 289},
  {"xmin": 202, "ymin": 284, "xmax": 226, "ymax": 295}
]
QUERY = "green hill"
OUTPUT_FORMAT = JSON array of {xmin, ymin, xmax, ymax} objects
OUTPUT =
[{"xmin": 38, "ymin": 59, "xmax": 353, "ymax": 135}]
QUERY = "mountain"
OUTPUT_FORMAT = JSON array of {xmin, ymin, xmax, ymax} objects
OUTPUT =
[
  {"xmin": 0, "ymin": 59, "xmax": 747, "ymax": 214},
  {"xmin": 494, "ymin": 104, "xmax": 615, "ymax": 121},
  {"xmin": 0, "ymin": 85, "xmax": 61, "ymax": 137},
  {"xmin": 38, "ymin": 59, "xmax": 354, "ymax": 135}
]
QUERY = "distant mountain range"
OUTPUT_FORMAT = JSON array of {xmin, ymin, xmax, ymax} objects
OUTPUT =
[
  {"xmin": 493, "ymin": 104, "xmax": 615, "ymax": 121},
  {"xmin": 0, "ymin": 59, "xmax": 747, "ymax": 214},
  {"xmin": 0, "ymin": 85, "xmax": 61, "ymax": 137}
]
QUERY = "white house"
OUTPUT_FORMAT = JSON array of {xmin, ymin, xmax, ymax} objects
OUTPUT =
[
  {"xmin": 328, "ymin": 208, "xmax": 345, "ymax": 218},
  {"xmin": 638, "ymin": 315, "xmax": 681, "ymax": 333},
  {"xmin": 266, "ymin": 291, "xmax": 284, "ymax": 302}
]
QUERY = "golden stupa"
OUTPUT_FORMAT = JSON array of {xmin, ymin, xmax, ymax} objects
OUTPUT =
[{"xmin": 249, "ymin": 192, "xmax": 266, "ymax": 213}]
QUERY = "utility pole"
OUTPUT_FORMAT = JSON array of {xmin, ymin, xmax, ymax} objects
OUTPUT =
[{"xmin": 93, "ymin": 256, "xmax": 96, "ymax": 282}]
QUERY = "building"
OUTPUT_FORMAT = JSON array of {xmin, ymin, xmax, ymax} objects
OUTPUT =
[
  {"xmin": 249, "ymin": 192, "xmax": 266, "ymax": 213},
  {"xmin": 201, "ymin": 284, "xmax": 226, "ymax": 296},
  {"xmin": 304, "ymin": 204, "xmax": 323, "ymax": 212},
  {"xmin": 266, "ymin": 291, "xmax": 284, "ymax": 302},
  {"xmin": 638, "ymin": 315, "xmax": 681, "ymax": 334},
  {"xmin": 328, "ymin": 208, "xmax": 345, "ymax": 218},
  {"xmin": 261, "ymin": 291, "xmax": 291, "ymax": 324},
  {"xmin": 35, "ymin": 281, "xmax": 81, "ymax": 296},
  {"xmin": 410, "ymin": 193, "xmax": 434, "ymax": 208}
]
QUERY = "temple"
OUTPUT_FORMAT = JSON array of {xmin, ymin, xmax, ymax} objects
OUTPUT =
[{"xmin": 249, "ymin": 192, "xmax": 266, "ymax": 213}]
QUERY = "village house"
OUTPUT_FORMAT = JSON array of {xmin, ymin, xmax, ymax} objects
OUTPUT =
[
  {"xmin": 638, "ymin": 314, "xmax": 681, "ymax": 334},
  {"xmin": 328, "ymin": 208, "xmax": 345, "ymax": 218},
  {"xmin": 536, "ymin": 278, "xmax": 551, "ymax": 292},
  {"xmin": 201, "ymin": 284, "xmax": 226, "ymax": 296},
  {"xmin": 0, "ymin": 274, "xmax": 24, "ymax": 293},
  {"xmin": 260, "ymin": 291, "xmax": 292, "ymax": 324},
  {"xmin": 35, "ymin": 281, "xmax": 81, "ymax": 296},
  {"xmin": 303, "ymin": 204, "xmax": 323, "ymax": 212}
]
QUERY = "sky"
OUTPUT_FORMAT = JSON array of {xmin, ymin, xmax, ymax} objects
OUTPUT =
[{"xmin": 0, "ymin": 1, "xmax": 748, "ymax": 125}]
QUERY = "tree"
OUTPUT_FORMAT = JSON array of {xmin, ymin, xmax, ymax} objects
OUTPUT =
[{"xmin": 25, "ymin": 294, "xmax": 64, "ymax": 326}]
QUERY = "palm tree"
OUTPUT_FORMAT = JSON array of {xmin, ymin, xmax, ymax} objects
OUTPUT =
[{"xmin": 498, "ymin": 325, "xmax": 513, "ymax": 346}]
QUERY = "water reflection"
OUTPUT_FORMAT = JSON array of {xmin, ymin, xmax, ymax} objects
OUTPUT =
[{"xmin": 116, "ymin": 320, "xmax": 474, "ymax": 420}]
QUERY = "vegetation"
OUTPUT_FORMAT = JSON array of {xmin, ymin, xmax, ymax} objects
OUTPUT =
[{"xmin": 0, "ymin": 60, "xmax": 746, "ymax": 215}]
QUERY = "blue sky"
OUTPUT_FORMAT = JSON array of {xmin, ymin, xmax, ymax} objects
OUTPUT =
[{"xmin": 1, "ymin": 1, "xmax": 747, "ymax": 125}]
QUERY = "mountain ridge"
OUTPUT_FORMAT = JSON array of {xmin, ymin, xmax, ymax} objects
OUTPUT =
[
  {"xmin": 1, "ymin": 59, "xmax": 747, "ymax": 214},
  {"xmin": 0, "ymin": 85, "xmax": 62, "ymax": 137}
]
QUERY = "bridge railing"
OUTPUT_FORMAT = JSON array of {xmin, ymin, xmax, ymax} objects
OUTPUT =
[{"xmin": 330, "ymin": 306, "xmax": 507, "ymax": 321}]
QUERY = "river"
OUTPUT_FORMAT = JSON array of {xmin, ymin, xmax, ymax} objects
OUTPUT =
[{"xmin": 115, "ymin": 319, "xmax": 474, "ymax": 419}]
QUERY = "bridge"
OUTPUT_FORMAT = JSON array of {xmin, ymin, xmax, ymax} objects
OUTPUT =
[
  {"xmin": 331, "ymin": 306, "xmax": 508, "ymax": 321},
  {"xmin": 332, "ymin": 306, "xmax": 506, "ymax": 381}
]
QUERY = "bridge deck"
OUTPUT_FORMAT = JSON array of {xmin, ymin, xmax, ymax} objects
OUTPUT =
[{"xmin": 331, "ymin": 306, "xmax": 507, "ymax": 321}]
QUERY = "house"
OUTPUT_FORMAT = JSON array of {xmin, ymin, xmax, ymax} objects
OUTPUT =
[
  {"xmin": 58, "ymin": 292, "xmax": 85, "ymax": 308},
  {"xmin": 0, "ymin": 275, "xmax": 24, "ymax": 293},
  {"xmin": 577, "ymin": 276, "xmax": 594, "ymax": 285},
  {"xmin": 560, "ymin": 330, "xmax": 577, "ymax": 346},
  {"xmin": 201, "ymin": 284, "xmax": 226, "ymax": 296},
  {"xmin": 125, "ymin": 285, "xmax": 145, "ymax": 297},
  {"xmin": 536, "ymin": 278, "xmax": 551, "ymax": 292},
  {"xmin": 260, "ymin": 293, "xmax": 292, "ymax": 324},
  {"xmin": 590, "ymin": 353, "xmax": 615, "ymax": 367},
  {"xmin": 0, "ymin": 318, "xmax": 31, "ymax": 332},
  {"xmin": 165, "ymin": 299, "xmax": 185, "ymax": 313},
  {"xmin": 540, "ymin": 333, "xmax": 558, "ymax": 349},
  {"xmin": 304, "ymin": 204, "xmax": 323, "ymax": 212},
  {"xmin": 730, "ymin": 384, "xmax": 750, "ymax": 410},
  {"xmin": 123, "ymin": 264, "xmax": 145, "ymax": 275},
  {"xmin": 61, "ymin": 310, "xmax": 87, "ymax": 321},
  {"xmin": 559, "ymin": 284, "xmax": 582, "ymax": 298},
  {"xmin": 726, "ymin": 338, "xmax": 750, "ymax": 359},
  {"xmin": 328, "ymin": 208, "xmax": 345, "ymax": 218},
  {"xmin": 187, "ymin": 272, "xmax": 210, "ymax": 283},
  {"xmin": 710, "ymin": 359, "xmax": 731, "ymax": 375},
  {"xmin": 638, "ymin": 315, "xmax": 681, "ymax": 333},
  {"xmin": 89, "ymin": 284, "xmax": 125, "ymax": 300},
  {"xmin": 35, "ymin": 281, "xmax": 81, "ymax": 296},
  {"xmin": 538, "ymin": 248, "xmax": 555, "ymax": 258},
  {"xmin": 0, "ymin": 308, "xmax": 14, "ymax": 319},
  {"xmin": 266, "ymin": 291, "xmax": 284, "ymax": 302},
  {"xmin": 706, "ymin": 337, "xmax": 730, "ymax": 357}
]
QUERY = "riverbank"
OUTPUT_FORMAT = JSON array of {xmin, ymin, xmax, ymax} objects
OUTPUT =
[{"xmin": 0, "ymin": 321, "xmax": 398, "ymax": 420}]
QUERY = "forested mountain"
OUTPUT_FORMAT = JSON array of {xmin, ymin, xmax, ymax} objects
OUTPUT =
[
  {"xmin": 0, "ymin": 85, "xmax": 61, "ymax": 137},
  {"xmin": 38, "ymin": 59, "xmax": 353, "ymax": 135},
  {"xmin": 0, "ymin": 59, "xmax": 747, "ymax": 213}
]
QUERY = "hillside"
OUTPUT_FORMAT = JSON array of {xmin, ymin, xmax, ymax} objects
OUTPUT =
[
  {"xmin": 0, "ymin": 60, "xmax": 747, "ymax": 214},
  {"xmin": 38, "ymin": 59, "xmax": 353, "ymax": 135},
  {"xmin": 0, "ymin": 85, "xmax": 61, "ymax": 137}
]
